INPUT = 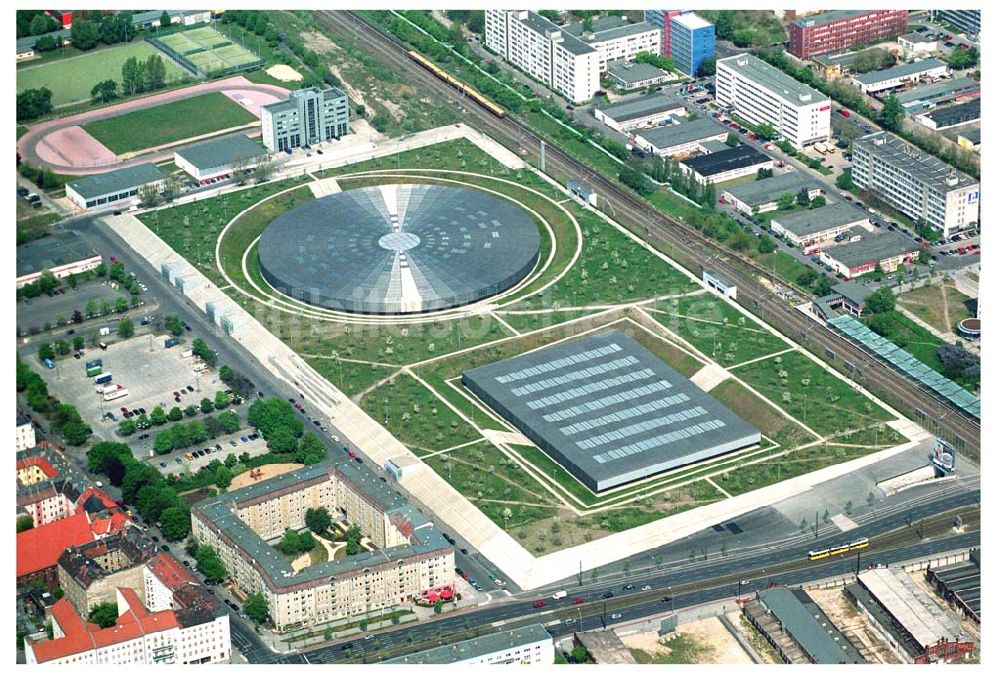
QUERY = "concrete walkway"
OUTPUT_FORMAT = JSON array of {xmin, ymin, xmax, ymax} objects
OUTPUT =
[{"xmin": 690, "ymin": 363, "xmax": 731, "ymax": 392}]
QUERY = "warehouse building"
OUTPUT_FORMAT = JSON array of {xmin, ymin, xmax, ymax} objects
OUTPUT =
[
  {"xmin": 744, "ymin": 587, "xmax": 865, "ymax": 664},
  {"xmin": 770, "ymin": 203, "xmax": 871, "ymax": 250},
  {"xmin": 385, "ymin": 624, "xmax": 553, "ymax": 664},
  {"xmin": 485, "ymin": 10, "xmax": 601, "ymax": 104},
  {"xmin": 716, "ymin": 53, "xmax": 831, "ymax": 148},
  {"xmin": 851, "ymin": 131, "xmax": 979, "ymax": 237},
  {"xmin": 174, "ymin": 133, "xmax": 269, "ymax": 184},
  {"xmin": 65, "ymin": 163, "xmax": 165, "ymax": 211},
  {"xmin": 594, "ymin": 93, "xmax": 687, "ymax": 133},
  {"xmin": 897, "ymin": 76, "xmax": 979, "ymax": 113},
  {"xmin": 789, "ymin": 9, "xmax": 908, "ymax": 59},
  {"xmin": 846, "ymin": 567, "xmax": 974, "ymax": 663},
  {"xmin": 191, "ymin": 461, "xmax": 453, "ymax": 632},
  {"xmin": 818, "ymin": 231, "xmax": 919, "ymax": 279},
  {"xmin": 703, "ymin": 269, "xmax": 737, "ymax": 299},
  {"xmin": 915, "ymin": 98, "xmax": 980, "ymax": 130},
  {"xmin": 813, "ymin": 281, "xmax": 870, "ymax": 318},
  {"xmin": 606, "ymin": 60, "xmax": 673, "ymax": 91},
  {"xmin": 16, "ymin": 230, "xmax": 102, "ymax": 288},
  {"xmin": 925, "ymin": 550, "xmax": 980, "ymax": 625},
  {"xmin": 260, "ymin": 86, "xmax": 350, "ymax": 152},
  {"xmin": 669, "ymin": 12, "xmax": 715, "ymax": 77},
  {"xmin": 634, "ymin": 118, "xmax": 728, "ymax": 157},
  {"xmin": 722, "ymin": 171, "xmax": 825, "ymax": 215},
  {"xmin": 463, "ymin": 330, "xmax": 760, "ymax": 492},
  {"xmin": 679, "ymin": 144, "xmax": 773, "ymax": 184},
  {"xmin": 852, "ymin": 59, "xmax": 949, "ymax": 94}
]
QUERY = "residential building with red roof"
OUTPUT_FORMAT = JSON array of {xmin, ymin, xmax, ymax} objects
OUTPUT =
[{"xmin": 17, "ymin": 511, "xmax": 97, "ymax": 589}]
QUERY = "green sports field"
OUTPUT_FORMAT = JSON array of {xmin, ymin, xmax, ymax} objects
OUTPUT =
[
  {"xmin": 83, "ymin": 92, "xmax": 258, "ymax": 155},
  {"xmin": 157, "ymin": 25, "xmax": 261, "ymax": 75},
  {"xmin": 16, "ymin": 41, "xmax": 190, "ymax": 108}
]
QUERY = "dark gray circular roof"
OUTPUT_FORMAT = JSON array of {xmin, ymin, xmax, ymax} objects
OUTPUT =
[{"xmin": 258, "ymin": 184, "xmax": 540, "ymax": 314}]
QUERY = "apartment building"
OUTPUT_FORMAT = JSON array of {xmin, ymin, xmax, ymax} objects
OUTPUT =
[
  {"xmin": 643, "ymin": 10, "xmax": 683, "ymax": 56},
  {"xmin": 931, "ymin": 10, "xmax": 980, "ymax": 39},
  {"xmin": 191, "ymin": 461, "xmax": 453, "ymax": 632},
  {"xmin": 789, "ymin": 9, "xmax": 909, "ymax": 59},
  {"xmin": 851, "ymin": 131, "xmax": 980, "ymax": 237},
  {"xmin": 485, "ymin": 10, "xmax": 601, "ymax": 103},
  {"xmin": 16, "ymin": 413, "xmax": 36, "ymax": 452},
  {"xmin": 716, "ymin": 53, "xmax": 831, "ymax": 148},
  {"xmin": 571, "ymin": 17, "xmax": 662, "ymax": 71},
  {"xmin": 260, "ymin": 86, "xmax": 350, "ymax": 153},
  {"xmin": 669, "ymin": 13, "xmax": 715, "ymax": 77}
]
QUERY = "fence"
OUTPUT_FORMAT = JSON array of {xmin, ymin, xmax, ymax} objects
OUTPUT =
[{"xmin": 149, "ymin": 35, "xmax": 264, "ymax": 78}]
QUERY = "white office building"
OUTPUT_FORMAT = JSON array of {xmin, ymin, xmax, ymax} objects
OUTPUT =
[
  {"xmin": 716, "ymin": 53, "xmax": 831, "ymax": 148},
  {"xmin": 260, "ymin": 86, "xmax": 350, "ymax": 152},
  {"xmin": 578, "ymin": 19, "xmax": 662, "ymax": 71},
  {"xmin": 851, "ymin": 131, "xmax": 979, "ymax": 237},
  {"xmin": 485, "ymin": 10, "xmax": 601, "ymax": 103}
]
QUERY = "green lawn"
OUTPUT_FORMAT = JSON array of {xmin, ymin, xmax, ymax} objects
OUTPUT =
[
  {"xmin": 731, "ymin": 351, "xmax": 894, "ymax": 438},
  {"xmin": 83, "ymin": 92, "xmax": 257, "ymax": 154},
  {"xmin": 652, "ymin": 293, "xmax": 790, "ymax": 367},
  {"xmin": 359, "ymin": 373, "xmax": 482, "ymax": 452},
  {"xmin": 17, "ymin": 40, "xmax": 191, "ymax": 107},
  {"xmin": 713, "ymin": 444, "xmax": 875, "ymax": 497}
]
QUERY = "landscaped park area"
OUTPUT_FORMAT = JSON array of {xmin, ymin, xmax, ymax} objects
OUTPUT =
[
  {"xmin": 16, "ymin": 40, "xmax": 191, "ymax": 107},
  {"xmin": 140, "ymin": 136, "xmax": 911, "ymax": 557}
]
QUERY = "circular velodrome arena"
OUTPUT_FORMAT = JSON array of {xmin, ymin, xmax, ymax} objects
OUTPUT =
[{"xmin": 258, "ymin": 184, "xmax": 541, "ymax": 315}]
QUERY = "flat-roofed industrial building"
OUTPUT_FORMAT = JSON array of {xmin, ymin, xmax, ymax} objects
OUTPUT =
[
  {"xmin": 463, "ymin": 330, "xmax": 760, "ymax": 492},
  {"xmin": 65, "ymin": 163, "xmax": 165, "ymax": 212},
  {"xmin": 722, "ymin": 171, "xmax": 826, "ymax": 215},
  {"xmin": 679, "ymin": 144, "xmax": 773, "ymax": 184},
  {"xmin": 594, "ymin": 93, "xmax": 687, "ymax": 133},
  {"xmin": 770, "ymin": 202, "xmax": 871, "ymax": 250}
]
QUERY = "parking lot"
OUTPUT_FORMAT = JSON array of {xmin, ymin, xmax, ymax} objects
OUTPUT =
[
  {"xmin": 17, "ymin": 279, "xmax": 126, "ymax": 335},
  {"xmin": 27, "ymin": 333, "xmax": 230, "ymax": 446},
  {"xmin": 147, "ymin": 428, "xmax": 270, "ymax": 476}
]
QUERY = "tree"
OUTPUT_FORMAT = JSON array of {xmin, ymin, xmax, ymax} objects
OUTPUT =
[
  {"xmin": 936, "ymin": 344, "xmax": 979, "ymax": 381},
  {"xmin": 164, "ymin": 316, "xmax": 184, "ymax": 336},
  {"xmin": 281, "ymin": 528, "xmax": 302, "ymax": 555},
  {"xmin": 305, "ymin": 507, "xmax": 331, "ymax": 534},
  {"xmin": 836, "ymin": 169, "xmax": 853, "ymax": 191},
  {"xmin": 200, "ymin": 397, "xmax": 214, "ymax": 414},
  {"xmin": 70, "ymin": 19, "xmax": 101, "ymax": 50},
  {"xmin": 758, "ymin": 233, "xmax": 776, "ymax": 254},
  {"xmin": 215, "ymin": 465, "xmax": 233, "ymax": 489},
  {"xmin": 114, "ymin": 297, "xmax": 128, "ymax": 313},
  {"xmin": 850, "ymin": 48, "xmax": 895, "ymax": 73},
  {"xmin": 813, "ymin": 276, "xmax": 833, "ymax": 297},
  {"xmin": 160, "ymin": 11, "xmax": 172, "ymax": 28},
  {"xmin": 571, "ymin": 646, "xmax": 589, "ymax": 663},
  {"xmin": 244, "ymin": 592, "xmax": 269, "ymax": 626},
  {"xmin": 880, "ymin": 95, "xmax": 904, "ymax": 132},
  {"xmin": 845, "ymin": 500, "xmax": 853, "ymax": 515},
  {"xmin": 295, "ymin": 433, "xmax": 327, "ymax": 465},
  {"xmin": 196, "ymin": 545, "xmax": 228, "ymax": 582},
  {"xmin": 433, "ymin": 599, "xmax": 444, "ymax": 614},
  {"xmin": 16, "ymin": 88, "xmax": 53, "ymax": 121},
  {"xmin": 214, "ymin": 390, "xmax": 230, "ymax": 410},
  {"xmin": 38, "ymin": 343, "xmax": 55, "ymax": 363},
  {"xmin": 91, "ymin": 79, "xmax": 119, "ymax": 104},
  {"xmin": 184, "ymin": 405, "xmax": 198, "ymax": 418},
  {"xmin": 725, "ymin": 132, "xmax": 739, "ymax": 147},
  {"xmin": 810, "ymin": 195, "xmax": 827, "ymax": 208},
  {"xmin": 149, "ymin": 405, "xmax": 167, "ymax": 426},
  {"xmin": 699, "ymin": 55, "xmax": 716, "ymax": 76},
  {"xmin": 218, "ymin": 410, "xmax": 241, "ymax": 434},
  {"xmin": 247, "ymin": 398, "xmax": 302, "ymax": 440},
  {"xmin": 796, "ymin": 187, "xmax": 811, "ymax": 207},
  {"xmin": 167, "ymin": 406, "xmax": 183, "ymax": 422},
  {"xmin": 947, "ymin": 46, "xmax": 978, "ymax": 70},
  {"xmin": 73, "ymin": 335, "xmax": 85, "ymax": 351},
  {"xmin": 756, "ymin": 122, "xmax": 777, "ymax": 141},
  {"xmin": 17, "ymin": 515, "xmax": 34, "ymax": 532},
  {"xmin": 117, "ymin": 318, "xmax": 134, "ymax": 338},
  {"xmin": 865, "ymin": 287, "xmax": 896, "ymax": 314},
  {"xmin": 88, "ymin": 602, "xmax": 119, "ymax": 628},
  {"xmin": 29, "ymin": 13, "xmax": 54, "ymax": 35},
  {"xmin": 145, "ymin": 54, "xmax": 167, "ymax": 90},
  {"xmin": 268, "ymin": 427, "xmax": 298, "ymax": 453},
  {"xmin": 153, "ymin": 430, "xmax": 174, "ymax": 454},
  {"xmin": 345, "ymin": 524, "xmax": 363, "ymax": 556},
  {"xmin": 777, "ymin": 193, "xmax": 796, "ymax": 210},
  {"xmin": 122, "ymin": 463, "xmax": 162, "ymax": 502},
  {"xmin": 619, "ymin": 165, "xmax": 654, "ymax": 196},
  {"xmin": 160, "ymin": 505, "xmax": 192, "ymax": 541}
]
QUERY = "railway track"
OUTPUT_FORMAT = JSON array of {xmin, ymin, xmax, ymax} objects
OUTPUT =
[{"xmin": 315, "ymin": 11, "xmax": 979, "ymax": 457}]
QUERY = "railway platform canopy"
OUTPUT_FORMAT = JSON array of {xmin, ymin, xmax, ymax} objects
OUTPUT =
[{"xmin": 828, "ymin": 315, "xmax": 980, "ymax": 418}]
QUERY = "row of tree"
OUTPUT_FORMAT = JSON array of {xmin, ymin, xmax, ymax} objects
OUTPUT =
[
  {"xmin": 87, "ymin": 441, "xmax": 192, "ymax": 540},
  {"xmin": 91, "ymin": 53, "xmax": 171, "ymax": 104},
  {"xmin": 151, "ymin": 410, "xmax": 241, "ymax": 453}
]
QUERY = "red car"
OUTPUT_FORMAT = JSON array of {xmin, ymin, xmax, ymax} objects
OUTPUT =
[
  {"xmin": 172, "ymin": 391, "xmax": 180, "ymax": 397},
  {"xmin": 461, "ymin": 571, "xmax": 470, "ymax": 580},
  {"xmin": 572, "ymin": 597, "xmax": 585, "ymax": 605},
  {"xmin": 347, "ymin": 450, "xmax": 356, "ymax": 459},
  {"xmin": 957, "ymin": 246, "xmax": 968, "ymax": 255},
  {"xmin": 533, "ymin": 600, "xmax": 546, "ymax": 608},
  {"xmin": 839, "ymin": 109, "xmax": 850, "ymax": 118}
]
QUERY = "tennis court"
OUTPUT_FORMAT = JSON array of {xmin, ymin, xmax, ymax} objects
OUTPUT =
[{"xmin": 156, "ymin": 25, "xmax": 261, "ymax": 76}]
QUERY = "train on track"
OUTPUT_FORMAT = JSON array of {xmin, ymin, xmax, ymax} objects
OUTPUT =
[
  {"xmin": 808, "ymin": 537, "xmax": 869, "ymax": 561},
  {"xmin": 407, "ymin": 50, "xmax": 506, "ymax": 118}
]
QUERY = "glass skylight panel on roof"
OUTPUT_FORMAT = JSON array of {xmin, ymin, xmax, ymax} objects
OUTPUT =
[
  {"xmin": 509, "ymin": 356, "xmax": 640, "ymax": 397},
  {"xmin": 558, "ymin": 393, "xmax": 692, "ymax": 435},
  {"xmin": 495, "ymin": 344, "xmax": 623, "ymax": 383},
  {"xmin": 524, "ymin": 369, "xmax": 657, "ymax": 410}
]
